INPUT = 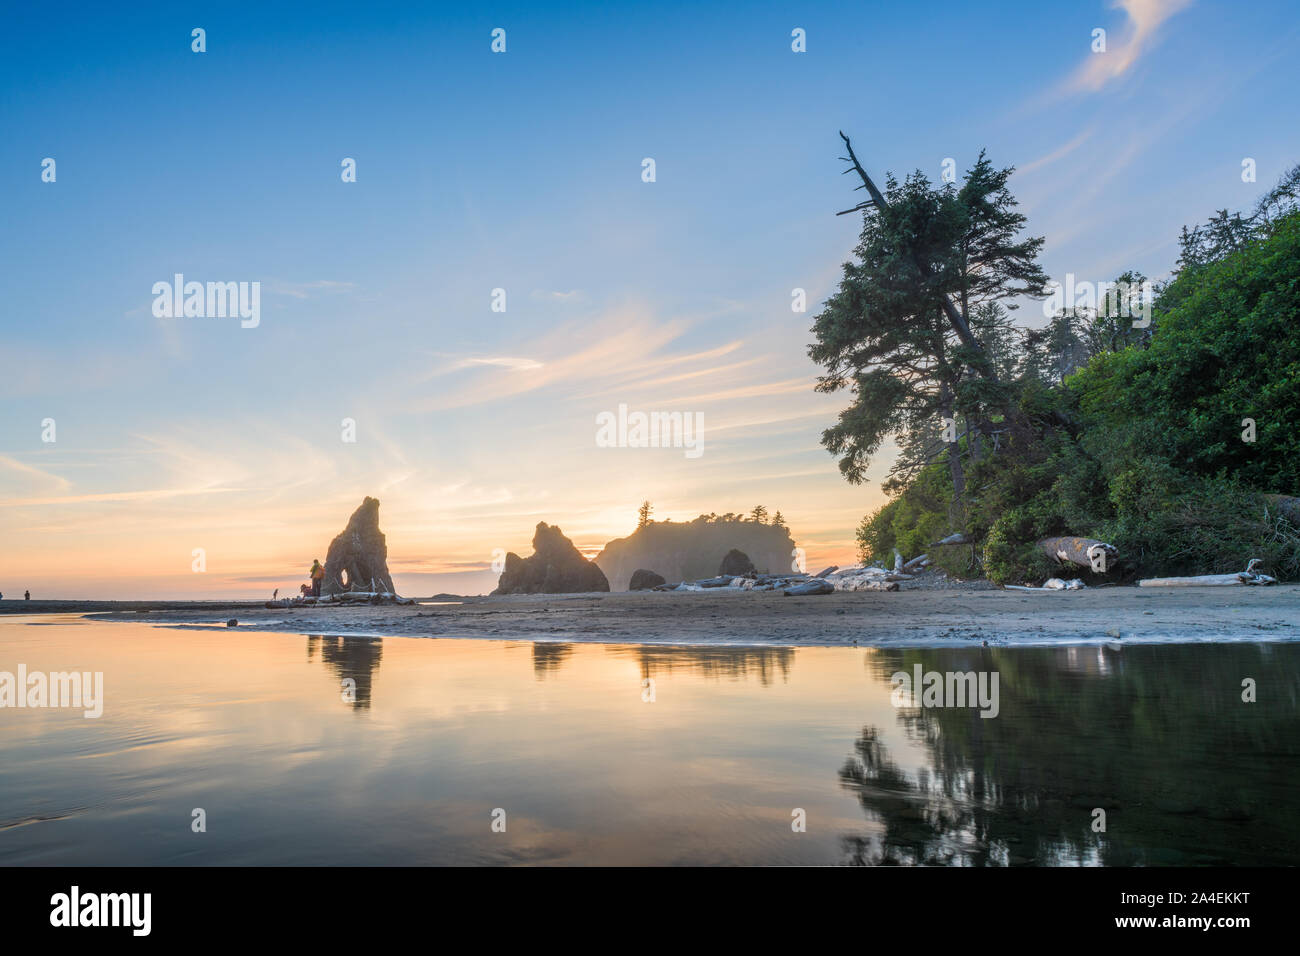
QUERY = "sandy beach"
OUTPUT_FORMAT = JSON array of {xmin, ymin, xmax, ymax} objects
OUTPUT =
[{"xmin": 4, "ymin": 584, "xmax": 1290, "ymax": 646}]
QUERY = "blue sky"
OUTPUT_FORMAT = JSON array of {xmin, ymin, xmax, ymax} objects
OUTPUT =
[{"xmin": 2, "ymin": 0, "xmax": 1298, "ymax": 597}]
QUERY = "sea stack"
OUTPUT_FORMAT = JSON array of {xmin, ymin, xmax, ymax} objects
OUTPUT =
[
  {"xmin": 718, "ymin": 549, "xmax": 757, "ymax": 577},
  {"xmin": 492, "ymin": 522, "xmax": 610, "ymax": 595},
  {"xmin": 322, "ymin": 497, "xmax": 396, "ymax": 595},
  {"xmin": 629, "ymin": 569, "xmax": 667, "ymax": 590}
]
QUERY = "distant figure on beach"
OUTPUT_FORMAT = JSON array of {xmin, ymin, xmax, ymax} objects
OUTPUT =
[
  {"xmin": 24, "ymin": 590, "xmax": 30, "ymax": 600},
  {"xmin": 309, "ymin": 560, "xmax": 325, "ymax": 597}
]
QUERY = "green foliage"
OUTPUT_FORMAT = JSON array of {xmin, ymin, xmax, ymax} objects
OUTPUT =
[
  {"xmin": 844, "ymin": 173, "xmax": 1300, "ymax": 583},
  {"xmin": 856, "ymin": 463, "xmax": 952, "ymax": 564},
  {"xmin": 1073, "ymin": 211, "xmax": 1300, "ymax": 492}
]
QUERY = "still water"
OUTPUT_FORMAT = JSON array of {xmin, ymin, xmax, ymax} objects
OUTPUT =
[{"xmin": 1, "ymin": 616, "xmax": 1297, "ymax": 865}]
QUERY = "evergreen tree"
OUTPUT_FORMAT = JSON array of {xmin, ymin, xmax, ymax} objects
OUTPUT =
[{"xmin": 810, "ymin": 135, "xmax": 1048, "ymax": 525}]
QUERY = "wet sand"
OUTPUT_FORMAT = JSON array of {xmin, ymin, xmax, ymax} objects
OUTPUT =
[{"xmin": 16, "ymin": 585, "xmax": 1295, "ymax": 646}]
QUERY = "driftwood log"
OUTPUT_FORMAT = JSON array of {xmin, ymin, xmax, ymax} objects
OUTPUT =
[
  {"xmin": 1139, "ymin": 559, "xmax": 1276, "ymax": 588},
  {"xmin": 783, "ymin": 579, "xmax": 836, "ymax": 596},
  {"xmin": 1038, "ymin": 537, "xmax": 1117, "ymax": 573},
  {"xmin": 932, "ymin": 533, "xmax": 969, "ymax": 546}
]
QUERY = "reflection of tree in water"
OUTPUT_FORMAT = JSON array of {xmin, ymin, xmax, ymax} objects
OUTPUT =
[
  {"xmin": 307, "ymin": 635, "xmax": 384, "ymax": 710},
  {"xmin": 532, "ymin": 642, "xmax": 573, "ymax": 680},
  {"xmin": 608, "ymin": 645, "xmax": 794, "ymax": 686},
  {"xmin": 839, "ymin": 723, "xmax": 1086, "ymax": 866},
  {"xmin": 839, "ymin": 645, "xmax": 1300, "ymax": 866}
]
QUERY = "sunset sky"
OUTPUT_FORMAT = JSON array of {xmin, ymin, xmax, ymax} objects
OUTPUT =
[{"xmin": 2, "ymin": 0, "xmax": 1298, "ymax": 598}]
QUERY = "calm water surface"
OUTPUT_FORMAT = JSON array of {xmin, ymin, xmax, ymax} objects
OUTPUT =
[{"xmin": 1, "ymin": 615, "xmax": 1297, "ymax": 865}]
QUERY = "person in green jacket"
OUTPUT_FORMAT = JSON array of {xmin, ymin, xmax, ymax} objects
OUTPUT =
[{"xmin": 309, "ymin": 559, "xmax": 325, "ymax": 597}]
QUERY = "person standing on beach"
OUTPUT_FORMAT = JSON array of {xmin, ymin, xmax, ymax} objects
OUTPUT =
[
  {"xmin": 24, "ymin": 590, "xmax": 30, "ymax": 600},
  {"xmin": 309, "ymin": 560, "xmax": 324, "ymax": 597}
]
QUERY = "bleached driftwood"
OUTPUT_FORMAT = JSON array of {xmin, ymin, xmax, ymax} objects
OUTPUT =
[
  {"xmin": 1005, "ymin": 578, "xmax": 1085, "ymax": 592},
  {"xmin": 1039, "ymin": 536, "xmax": 1117, "ymax": 573},
  {"xmin": 783, "ymin": 579, "xmax": 836, "ymax": 596},
  {"xmin": 902, "ymin": 554, "xmax": 930, "ymax": 572},
  {"xmin": 824, "ymin": 566, "xmax": 910, "ymax": 591},
  {"xmin": 933, "ymin": 533, "xmax": 969, "ymax": 546},
  {"xmin": 1139, "ymin": 559, "xmax": 1276, "ymax": 588}
]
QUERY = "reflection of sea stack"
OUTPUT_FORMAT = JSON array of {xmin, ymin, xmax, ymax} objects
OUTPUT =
[
  {"xmin": 322, "ymin": 497, "xmax": 396, "ymax": 596},
  {"xmin": 308, "ymin": 635, "xmax": 383, "ymax": 710},
  {"xmin": 531, "ymin": 642, "xmax": 573, "ymax": 679},
  {"xmin": 492, "ymin": 522, "xmax": 610, "ymax": 594}
]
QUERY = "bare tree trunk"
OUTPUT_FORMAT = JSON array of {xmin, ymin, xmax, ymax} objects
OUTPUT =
[
  {"xmin": 966, "ymin": 414, "xmax": 984, "ymax": 465},
  {"xmin": 942, "ymin": 384, "xmax": 966, "ymax": 530}
]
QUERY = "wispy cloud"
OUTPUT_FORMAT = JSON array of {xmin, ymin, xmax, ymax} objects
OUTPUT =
[
  {"xmin": 0, "ymin": 455, "xmax": 72, "ymax": 492},
  {"xmin": 407, "ymin": 306, "xmax": 693, "ymax": 410},
  {"xmin": 0, "ymin": 485, "xmax": 237, "ymax": 508},
  {"xmin": 1065, "ymin": 0, "xmax": 1193, "ymax": 93},
  {"xmin": 454, "ymin": 357, "xmax": 546, "ymax": 372},
  {"xmin": 269, "ymin": 280, "xmax": 356, "ymax": 299},
  {"xmin": 530, "ymin": 289, "xmax": 586, "ymax": 303},
  {"xmin": 1015, "ymin": 128, "xmax": 1096, "ymax": 177}
]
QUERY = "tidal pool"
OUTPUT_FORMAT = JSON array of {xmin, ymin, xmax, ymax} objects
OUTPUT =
[{"xmin": 1, "ymin": 615, "xmax": 1296, "ymax": 865}]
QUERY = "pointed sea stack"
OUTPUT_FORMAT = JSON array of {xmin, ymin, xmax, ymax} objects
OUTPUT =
[
  {"xmin": 492, "ymin": 522, "xmax": 610, "ymax": 595},
  {"xmin": 322, "ymin": 497, "xmax": 396, "ymax": 595}
]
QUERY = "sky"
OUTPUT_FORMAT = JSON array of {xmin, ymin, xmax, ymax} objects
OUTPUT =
[{"xmin": 2, "ymin": 0, "xmax": 1298, "ymax": 599}]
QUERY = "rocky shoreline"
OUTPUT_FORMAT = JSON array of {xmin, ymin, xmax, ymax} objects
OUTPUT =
[{"xmin": 48, "ymin": 585, "xmax": 1298, "ymax": 647}]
